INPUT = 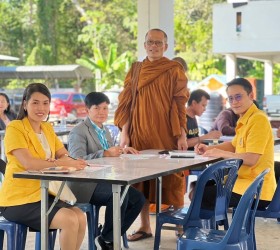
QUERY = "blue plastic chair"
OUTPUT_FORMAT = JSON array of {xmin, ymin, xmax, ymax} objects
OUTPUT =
[
  {"xmin": 255, "ymin": 177, "xmax": 280, "ymax": 222},
  {"xmin": 75, "ymin": 203, "xmax": 96, "ymax": 250},
  {"xmin": 0, "ymin": 159, "xmax": 57, "ymax": 250},
  {"xmin": 75, "ymin": 203, "xmax": 129, "ymax": 250},
  {"xmin": 35, "ymin": 203, "xmax": 98, "ymax": 250},
  {"xmin": 0, "ymin": 218, "xmax": 27, "ymax": 250},
  {"xmin": 34, "ymin": 230, "xmax": 57, "ymax": 250},
  {"xmin": 232, "ymin": 176, "xmax": 280, "ymax": 223},
  {"xmin": 198, "ymin": 126, "xmax": 208, "ymax": 135},
  {"xmin": 104, "ymin": 124, "xmax": 120, "ymax": 146},
  {"xmin": 177, "ymin": 168, "xmax": 270, "ymax": 250},
  {"xmin": 154, "ymin": 159, "xmax": 243, "ymax": 250}
]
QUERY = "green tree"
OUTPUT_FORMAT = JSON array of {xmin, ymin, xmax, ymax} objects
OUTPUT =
[
  {"xmin": 77, "ymin": 44, "xmax": 132, "ymax": 91},
  {"xmin": 174, "ymin": 0, "xmax": 225, "ymax": 81},
  {"xmin": 77, "ymin": 0, "xmax": 137, "ymax": 55}
]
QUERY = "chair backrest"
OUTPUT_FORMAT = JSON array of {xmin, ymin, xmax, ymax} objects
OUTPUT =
[
  {"xmin": 0, "ymin": 159, "xmax": 6, "ymax": 175},
  {"xmin": 104, "ymin": 124, "xmax": 120, "ymax": 146},
  {"xmin": 183, "ymin": 159, "xmax": 242, "ymax": 229},
  {"xmin": 257, "ymin": 177, "xmax": 280, "ymax": 214},
  {"xmin": 224, "ymin": 169, "xmax": 269, "ymax": 247},
  {"xmin": 198, "ymin": 126, "xmax": 208, "ymax": 135}
]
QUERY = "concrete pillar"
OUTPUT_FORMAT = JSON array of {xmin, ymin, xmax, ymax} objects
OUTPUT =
[
  {"xmin": 225, "ymin": 54, "xmax": 237, "ymax": 82},
  {"xmin": 264, "ymin": 60, "xmax": 273, "ymax": 95},
  {"xmin": 137, "ymin": 0, "xmax": 174, "ymax": 60}
]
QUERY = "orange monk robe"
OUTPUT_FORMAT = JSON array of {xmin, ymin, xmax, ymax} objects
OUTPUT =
[{"xmin": 115, "ymin": 57, "xmax": 189, "ymax": 207}]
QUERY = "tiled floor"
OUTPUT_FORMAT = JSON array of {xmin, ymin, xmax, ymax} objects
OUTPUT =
[{"xmin": 15, "ymin": 193, "xmax": 280, "ymax": 250}]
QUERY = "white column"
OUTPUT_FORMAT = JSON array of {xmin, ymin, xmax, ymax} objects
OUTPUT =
[
  {"xmin": 225, "ymin": 54, "xmax": 237, "ymax": 82},
  {"xmin": 137, "ymin": 0, "xmax": 174, "ymax": 60},
  {"xmin": 264, "ymin": 60, "xmax": 273, "ymax": 95}
]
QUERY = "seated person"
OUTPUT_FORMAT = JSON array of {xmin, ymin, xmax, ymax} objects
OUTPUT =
[
  {"xmin": 210, "ymin": 108, "xmax": 239, "ymax": 136},
  {"xmin": 195, "ymin": 78, "xmax": 276, "ymax": 209},
  {"xmin": 0, "ymin": 83, "xmax": 87, "ymax": 250},
  {"xmin": 67, "ymin": 92, "xmax": 145, "ymax": 249},
  {"xmin": 210, "ymin": 100, "xmax": 259, "ymax": 136},
  {"xmin": 0, "ymin": 93, "xmax": 17, "ymax": 130},
  {"xmin": 186, "ymin": 89, "xmax": 222, "ymax": 149},
  {"xmin": 274, "ymin": 127, "xmax": 280, "ymax": 181},
  {"xmin": 172, "ymin": 56, "xmax": 188, "ymax": 73}
]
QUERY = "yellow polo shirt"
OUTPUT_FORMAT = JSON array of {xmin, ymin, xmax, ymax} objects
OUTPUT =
[
  {"xmin": 232, "ymin": 104, "xmax": 276, "ymax": 201},
  {"xmin": 0, "ymin": 117, "xmax": 64, "ymax": 206}
]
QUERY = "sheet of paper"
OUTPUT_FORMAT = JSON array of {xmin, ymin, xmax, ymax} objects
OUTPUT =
[
  {"xmin": 219, "ymin": 136, "xmax": 234, "ymax": 141},
  {"xmin": 85, "ymin": 164, "xmax": 113, "ymax": 172},
  {"xmin": 168, "ymin": 151, "xmax": 196, "ymax": 157},
  {"xmin": 120, "ymin": 154, "xmax": 157, "ymax": 160}
]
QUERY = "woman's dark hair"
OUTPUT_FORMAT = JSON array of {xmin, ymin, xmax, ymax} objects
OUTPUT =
[
  {"xmin": 226, "ymin": 78, "xmax": 253, "ymax": 94},
  {"xmin": 253, "ymin": 99, "xmax": 260, "ymax": 109},
  {"xmin": 0, "ymin": 93, "xmax": 11, "ymax": 113},
  {"xmin": 85, "ymin": 92, "xmax": 110, "ymax": 108},
  {"xmin": 17, "ymin": 83, "xmax": 51, "ymax": 120}
]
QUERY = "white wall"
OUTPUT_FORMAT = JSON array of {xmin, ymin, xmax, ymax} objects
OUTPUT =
[
  {"xmin": 137, "ymin": 0, "xmax": 174, "ymax": 60},
  {"xmin": 213, "ymin": 1, "xmax": 280, "ymax": 54}
]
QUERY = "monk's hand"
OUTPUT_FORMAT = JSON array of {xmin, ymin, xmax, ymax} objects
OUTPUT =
[
  {"xmin": 120, "ymin": 132, "xmax": 130, "ymax": 148},
  {"xmin": 122, "ymin": 146, "xmax": 139, "ymax": 155}
]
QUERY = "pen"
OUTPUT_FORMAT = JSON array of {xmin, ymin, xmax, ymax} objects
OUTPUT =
[
  {"xmin": 65, "ymin": 154, "xmax": 77, "ymax": 160},
  {"xmin": 170, "ymin": 155, "xmax": 195, "ymax": 158},
  {"xmin": 65, "ymin": 154, "xmax": 90, "ymax": 166}
]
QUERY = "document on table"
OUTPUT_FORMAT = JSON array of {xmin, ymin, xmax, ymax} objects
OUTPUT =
[
  {"xmin": 27, "ymin": 167, "xmax": 76, "ymax": 174},
  {"xmin": 120, "ymin": 154, "xmax": 157, "ymax": 160},
  {"xmin": 168, "ymin": 151, "xmax": 196, "ymax": 158},
  {"xmin": 219, "ymin": 136, "xmax": 234, "ymax": 142},
  {"xmin": 85, "ymin": 163, "xmax": 113, "ymax": 172}
]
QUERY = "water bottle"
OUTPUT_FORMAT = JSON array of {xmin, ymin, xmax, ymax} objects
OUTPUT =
[{"xmin": 59, "ymin": 106, "xmax": 67, "ymax": 129}]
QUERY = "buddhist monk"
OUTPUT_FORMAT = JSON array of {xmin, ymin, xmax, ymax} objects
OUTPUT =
[{"xmin": 114, "ymin": 28, "xmax": 189, "ymax": 241}]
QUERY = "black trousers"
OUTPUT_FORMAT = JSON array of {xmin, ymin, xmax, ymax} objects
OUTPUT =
[{"xmin": 200, "ymin": 181, "xmax": 270, "ymax": 210}]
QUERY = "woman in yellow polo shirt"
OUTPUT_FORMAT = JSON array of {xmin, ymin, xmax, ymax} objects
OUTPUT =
[
  {"xmin": 0, "ymin": 83, "xmax": 88, "ymax": 250},
  {"xmin": 195, "ymin": 78, "xmax": 276, "ymax": 209}
]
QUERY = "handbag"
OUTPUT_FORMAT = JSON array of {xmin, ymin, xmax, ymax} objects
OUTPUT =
[{"xmin": 49, "ymin": 181, "xmax": 77, "ymax": 205}]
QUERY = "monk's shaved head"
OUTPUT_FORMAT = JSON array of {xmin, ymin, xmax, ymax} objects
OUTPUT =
[{"xmin": 145, "ymin": 29, "xmax": 168, "ymax": 43}]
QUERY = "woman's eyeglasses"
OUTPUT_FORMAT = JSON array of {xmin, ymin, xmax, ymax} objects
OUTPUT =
[{"xmin": 227, "ymin": 94, "xmax": 243, "ymax": 104}]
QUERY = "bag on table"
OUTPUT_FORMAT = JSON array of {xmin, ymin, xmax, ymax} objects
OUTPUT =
[{"xmin": 49, "ymin": 181, "xmax": 77, "ymax": 205}]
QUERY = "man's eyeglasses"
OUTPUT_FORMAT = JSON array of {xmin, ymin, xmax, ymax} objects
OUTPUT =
[
  {"xmin": 145, "ymin": 40, "xmax": 165, "ymax": 47},
  {"xmin": 227, "ymin": 94, "xmax": 243, "ymax": 104}
]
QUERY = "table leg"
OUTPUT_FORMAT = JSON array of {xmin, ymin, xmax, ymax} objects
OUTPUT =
[
  {"xmin": 41, "ymin": 180, "xmax": 49, "ymax": 250},
  {"xmin": 0, "ymin": 138, "xmax": 6, "ymax": 161},
  {"xmin": 112, "ymin": 184, "xmax": 121, "ymax": 250},
  {"xmin": 156, "ymin": 176, "xmax": 162, "ymax": 213}
]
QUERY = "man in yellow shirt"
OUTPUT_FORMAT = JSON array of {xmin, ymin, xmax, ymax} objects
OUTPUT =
[{"xmin": 195, "ymin": 78, "xmax": 276, "ymax": 209}]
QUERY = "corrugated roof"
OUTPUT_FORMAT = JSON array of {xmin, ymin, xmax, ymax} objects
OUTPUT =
[
  {"xmin": 0, "ymin": 65, "xmax": 93, "ymax": 81},
  {"xmin": 0, "ymin": 55, "xmax": 19, "ymax": 61}
]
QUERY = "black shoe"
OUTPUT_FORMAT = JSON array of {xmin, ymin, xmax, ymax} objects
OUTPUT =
[{"xmin": 95, "ymin": 236, "xmax": 113, "ymax": 250}]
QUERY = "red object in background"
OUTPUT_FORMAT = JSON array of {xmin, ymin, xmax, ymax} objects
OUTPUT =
[{"xmin": 50, "ymin": 92, "xmax": 87, "ymax": 118}]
